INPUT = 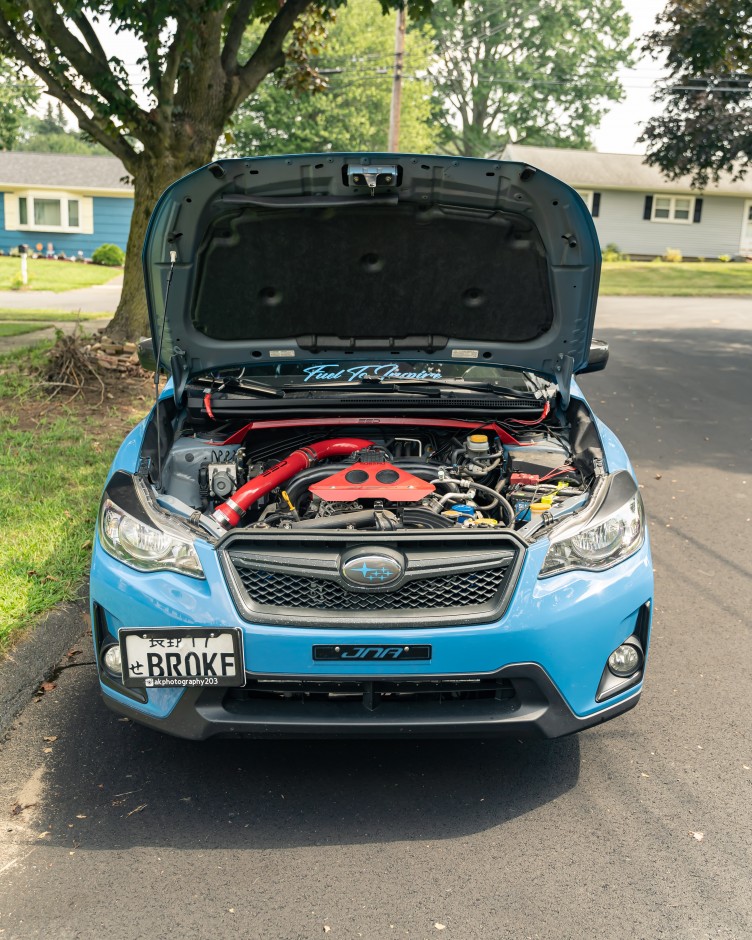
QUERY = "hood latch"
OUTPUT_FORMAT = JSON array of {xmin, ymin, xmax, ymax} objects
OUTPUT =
[{"xmin": 348, "ymin": 164, "xmax": 398, "ymax": 196}]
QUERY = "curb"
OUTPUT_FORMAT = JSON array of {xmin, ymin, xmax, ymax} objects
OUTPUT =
[{"xmin": 0, "ymin": 589, "xmax": 91, "ymax": 738}]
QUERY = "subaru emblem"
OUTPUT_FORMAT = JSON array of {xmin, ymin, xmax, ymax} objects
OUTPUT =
[{"xmin": 339, "ymin": 549, "xmax": 405, "ymax": 591}]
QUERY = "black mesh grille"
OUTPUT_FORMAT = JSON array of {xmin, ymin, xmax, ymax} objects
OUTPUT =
[
  {"xmin": 226, "ymin": 677, "xmax": 516, "ymax": 712},
  {"xmin": 231, "ymin": 565, "xmax": 507, "ymax": 612}
]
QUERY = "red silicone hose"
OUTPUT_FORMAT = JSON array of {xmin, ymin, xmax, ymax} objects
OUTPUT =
[{"xmin": 211, "ymin": 437, "xmax": 373, "ymax": 529}]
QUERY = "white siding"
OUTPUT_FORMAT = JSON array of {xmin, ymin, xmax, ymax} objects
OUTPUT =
[{"xmin": 592, "ymin": 190, "xmax": 745, "ymax": 258}]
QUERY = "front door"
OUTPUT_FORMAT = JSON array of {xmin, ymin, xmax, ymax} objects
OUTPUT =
[{"xmin": 741, "ymin": 200, "xmax": 752, "ymax": 254}]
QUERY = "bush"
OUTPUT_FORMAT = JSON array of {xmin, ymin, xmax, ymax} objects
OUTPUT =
[
  {"xmin": 91, "ymin": 243, "xmax": 125, "ymax": 266},
  {"xmin": 718, "ymin": 254, "xmax": 731, "ymax": 263},
  {"xmin": 663, "ymin": 247, "xmax": 683, "ymax": 263},
  {"xmin": 602, "ymin": 242, "xmax": 624, "ymax": 262}
]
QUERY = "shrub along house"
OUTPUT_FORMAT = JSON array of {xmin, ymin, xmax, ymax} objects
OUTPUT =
[
  {"xmin": 503, "ymin": 145, "xmax": 752, "ymax": 260},
  {"xmin": 0, "ymin": 151, "xmax": 133, "ymax": 258}
]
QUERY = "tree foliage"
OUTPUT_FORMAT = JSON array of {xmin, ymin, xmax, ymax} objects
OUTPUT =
[
  {"xmin": 0, "ymin": 57, "xmax": 39, "ymax": 149},
  {"xmin": 426, "ymin": 0, "xmax": 633, "ymax": 157},
  {"xmin": 639, "ymin": 0, "xmax": 752, "ymax": 188},
  {"xmin": 0, "ymin": 0, "xmax": 421, "ymax": 339},
  {"xmin": 14, "ymin": 101, "xmax": 106, "ymax": 154},
  {"xmin": 227, "ymin": 1, "xmax": 439, "ymax": 156}
]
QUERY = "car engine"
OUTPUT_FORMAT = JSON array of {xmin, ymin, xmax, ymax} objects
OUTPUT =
[{"xmin": 157, "ymin": 419, "xmax": 592, "ymax": 535}]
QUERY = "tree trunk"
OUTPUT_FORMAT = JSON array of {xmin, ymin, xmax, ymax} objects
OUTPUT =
[
  {"xmin": 107, "ymin": 148, "xmax": 218, "ymax": 340},
  {"xmin": 106, "ymin": 163, "xmax": 178, "ymax": 340}
]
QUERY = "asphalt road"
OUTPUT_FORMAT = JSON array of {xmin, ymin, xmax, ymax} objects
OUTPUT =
[{"xmin": 1, "ymin": 305, "xmax": 751, "ymax": 940}]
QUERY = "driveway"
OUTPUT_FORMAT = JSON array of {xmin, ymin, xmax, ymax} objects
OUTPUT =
[{"xmin": 0, "ymin": 300, "xmax": 750, "ymax": 940}]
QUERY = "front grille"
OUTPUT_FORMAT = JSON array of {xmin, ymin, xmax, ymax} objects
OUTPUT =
[
  {"xmin": 226, "ymin": 677, "xmax": 516, "ymax": 713},
  {"xmin": 234, "ymin": 566, "xmax": 507, "ymax": 612},
  {"xmin": 219, "ymin": 532, "xmax": 523, "ymax": 627}
]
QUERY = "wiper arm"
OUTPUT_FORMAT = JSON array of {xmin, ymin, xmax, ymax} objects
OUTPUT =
[
  {"xmin": 380, "ymin": 379, "xmax": 540, "ymax": 400},
  {"xmin": 282, "ymin": 379, "xmax": 539, "ymax": 400},
  {"xmin": 197, "ymin": 373, "xmax": 284, "ymax": 398},
  {"xmin": 234, "ymin": 379, "xmax": 284, "ymax": 398}
]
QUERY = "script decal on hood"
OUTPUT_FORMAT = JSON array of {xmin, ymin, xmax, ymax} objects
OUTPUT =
[{"xmin": 302, "ymin": 363, "xmax": 444, "ymax": 383}]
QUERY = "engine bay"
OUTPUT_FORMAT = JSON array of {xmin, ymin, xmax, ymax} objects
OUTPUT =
[{"xmin": 153, "ymin": 407, "xmax": 601, "ymax": 538}]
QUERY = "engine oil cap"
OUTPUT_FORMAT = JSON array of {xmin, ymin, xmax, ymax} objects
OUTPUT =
[{"xmin": 451, "ymin": 503, "xmax": 476, "ymax": 516}]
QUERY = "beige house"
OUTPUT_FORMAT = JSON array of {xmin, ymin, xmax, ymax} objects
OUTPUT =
[{"xmin": 503, "ymin": 145, "xmax": 752, "ymax": 260}]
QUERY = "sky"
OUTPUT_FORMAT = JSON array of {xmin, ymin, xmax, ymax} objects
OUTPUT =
[
  {"xmin": 591, "ymin": 0, "xmax": 668, "ymax": 154},
  {"xmin": 52, "ymin": 0, "xmax": 669, "ymax": 157}
]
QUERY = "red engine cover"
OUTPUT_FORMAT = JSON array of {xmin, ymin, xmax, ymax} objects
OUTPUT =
[{"xmin": 309, "ymin": 462, "xmax": 435, "ymax": 502}]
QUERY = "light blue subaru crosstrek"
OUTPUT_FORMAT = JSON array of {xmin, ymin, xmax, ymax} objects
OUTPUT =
[{"xmin": 90, "ymin": 152, "xmax": 653, "ymax": 739}]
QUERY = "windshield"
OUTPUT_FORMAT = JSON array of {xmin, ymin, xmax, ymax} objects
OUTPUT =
[{"xmin": 202, "ymin": 360, "xmax": 543, "ymax": 391}]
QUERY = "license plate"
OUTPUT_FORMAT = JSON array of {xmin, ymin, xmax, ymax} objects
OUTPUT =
[
  {"xmin": 119, "ymin": 629, "xmax": 245, "ymax": 688},
  {"xmin": 313, "ymin": 644, "xmax": 432, "ymax": 662}
]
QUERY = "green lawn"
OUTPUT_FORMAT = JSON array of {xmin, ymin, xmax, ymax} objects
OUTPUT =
[
  {"xmin": 0, "ymin": 344, "xmax": 147, "ymax": 655},
  {"xmin": 0, "ymin": 322, "xmax": 51, "ymax": 337},
  {"xmin": 0, "ymin": 308, "xmax": 108, "ymax": 322},
  {"xmin": 600, "ymin": 261, "xmax": 752, "ymax": 296},
  {"xmin": 0, "ymin": 256, "xmax": 120, "ymax": 291}
]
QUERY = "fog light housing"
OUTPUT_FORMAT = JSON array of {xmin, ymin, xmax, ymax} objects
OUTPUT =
[
  {"xmin": 102, "ymin": 644, "xmax": 122, "ymax": 677},
  {"xmin": 607, "ymin": 643, "xmax": 642, "ymax": 677}
]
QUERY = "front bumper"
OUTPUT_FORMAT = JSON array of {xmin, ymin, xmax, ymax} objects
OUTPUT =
[
  {"xmin": 91, "ymin": 529, "xmax": 653, "ymax": 740},
  {"xmin": 100, "ymin": 663, "xmax": 642, "ymax": 740}
]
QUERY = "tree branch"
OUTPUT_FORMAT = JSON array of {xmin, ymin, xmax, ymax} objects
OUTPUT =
[
  {"xmin": 28, "ymin": 0, "xmax": 147, "ymax": 132},
  {"xmin": 231, "ymin": 0, "xmax": 315, "ymax": 110},
  {"xmin": 0, "ymin": 17, "xmax": 138, "ymax": 168},
  {"xmin": 160, "ymin": 16, "xmax": 187, "ymax": 110},
  {"xmin": 221, "ymin": 0, "xmax": 255, "ymax": 74},
  {"xmin": 69, "ymin": 9, "xmax": 109, "ymax": 70}
]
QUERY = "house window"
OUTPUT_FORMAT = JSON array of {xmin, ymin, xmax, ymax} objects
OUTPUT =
[
  {"xmin": 34, "ymin": 199, "xmax": 62, "ymax": 227},
  {"xmin": 15, "ymin": 194, "xmax": 82, "ymax": 232},
  {"xmin": 651, "ymin": 195, "xmax": 695, "ymax": 224},
  {"xmin": 575, "ymin": 189, "xmax": 600, "ymax": 217}
]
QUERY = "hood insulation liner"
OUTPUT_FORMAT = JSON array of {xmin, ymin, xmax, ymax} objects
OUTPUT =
[{"xmin": 191, "ymin": 204, "xmax": 553, "ymax": 344}]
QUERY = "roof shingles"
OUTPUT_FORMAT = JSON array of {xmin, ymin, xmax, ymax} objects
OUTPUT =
[
  {"xmin": 0, "ymin": 151, "xmax": 132, "ymax": 192},
  {"xmin": 502, "ymin": 145, "xmax": 752, "ymax": 196}
]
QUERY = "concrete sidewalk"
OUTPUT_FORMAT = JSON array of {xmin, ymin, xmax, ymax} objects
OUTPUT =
[
  {"xmin": 0, "ymin": 316, "xmax": 113, "ymax": 353},
  {"xmin": 0, "ymin": 274, "xmax": 122, "ymax": 314}
]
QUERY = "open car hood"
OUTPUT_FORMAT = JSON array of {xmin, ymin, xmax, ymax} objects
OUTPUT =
[{"xmin": 143, "ymin": 153, "xmax": 600, "ymax": 398}]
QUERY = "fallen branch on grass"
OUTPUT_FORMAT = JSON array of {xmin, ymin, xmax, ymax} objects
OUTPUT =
[
  {"xmin": 40, "ymin": 330, "xmax": 146, "ymax": 408},
  {"xmin": 42, "ymin": 331, "xmax": 106, "ymax": 406}
]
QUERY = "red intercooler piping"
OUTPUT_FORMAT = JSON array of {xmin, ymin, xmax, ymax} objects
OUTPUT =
[{"xmin": 211, "ymin": 437, "xmax": 374, "ymax": 529}]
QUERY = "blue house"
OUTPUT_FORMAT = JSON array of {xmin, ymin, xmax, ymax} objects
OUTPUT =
[{"xmin": 0, "ymin": 151, "xmax": 133, "ymax": 258}]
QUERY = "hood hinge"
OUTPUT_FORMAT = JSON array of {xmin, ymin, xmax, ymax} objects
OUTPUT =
[
  {"xmin": 171, "ymin": 346, "xmax": 189, "ymax": 404},
  {"xmin": 550, "ymin": 353, "xmax": 574, "ymax": 408}
]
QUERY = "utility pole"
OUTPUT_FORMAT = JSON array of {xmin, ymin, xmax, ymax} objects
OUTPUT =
[{"xmin": 388, "ymin": 3, "xmax": 406, "ymax": 151}]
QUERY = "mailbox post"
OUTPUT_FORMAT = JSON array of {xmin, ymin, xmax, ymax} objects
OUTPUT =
[{"xmin": 18, "ymin": 244, "xmax": 28, "ymax": 287}]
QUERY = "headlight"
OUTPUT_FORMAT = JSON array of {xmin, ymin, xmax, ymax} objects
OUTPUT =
[
  {"xmin": 99, "ymin": 498, "xmax": 204, "ymax": 578},
  {"xmin": 540, "ymin": 480, "xmax": 645, "ymax": 576}
]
